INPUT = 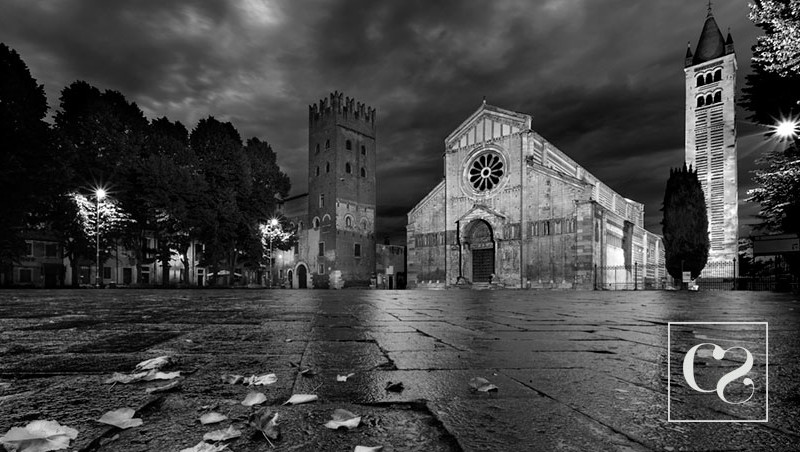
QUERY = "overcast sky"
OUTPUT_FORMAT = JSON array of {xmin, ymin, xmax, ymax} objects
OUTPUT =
[{"xmin": 1, "ymin": 0, "xmax": 770, "ymax": 243}]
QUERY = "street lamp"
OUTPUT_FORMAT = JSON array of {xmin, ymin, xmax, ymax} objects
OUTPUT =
[
  {"xmin": 775, "ymin": 119, "xmax": 799, "ymax": 139},
  {"xmin": 268, "ymin": 217, "xmax": 279, "ymax": 288},
  {"xmin": 95, "ymin": 188, "xmax": 106, "ymax": 288}
]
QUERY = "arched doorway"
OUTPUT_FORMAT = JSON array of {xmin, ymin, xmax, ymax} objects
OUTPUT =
[
  {"xmin": 468, "ymin": 220, "xmax": 494, "ymax": 282},
  {"xmin": 297, "ymin": 264, "xmax": 308, "ymax": 289},
  {"xmin": 287, "ymin": 269, "xmax": 293, "ymax": 288}
]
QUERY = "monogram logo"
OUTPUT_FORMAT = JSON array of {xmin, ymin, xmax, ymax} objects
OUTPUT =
[{"xmin": 682, "ymin": 343, "xmax": 755, "ymax": 404}]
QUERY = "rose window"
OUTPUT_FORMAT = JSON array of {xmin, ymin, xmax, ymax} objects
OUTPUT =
[{"xmin": 468, "ymin": 152, "xmax": 504, "ymax": 192}]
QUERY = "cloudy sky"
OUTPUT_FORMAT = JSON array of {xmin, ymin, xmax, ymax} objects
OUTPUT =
[{"xmin": 1, "ymin": 0, "xmax": 772, "ymax": 243}]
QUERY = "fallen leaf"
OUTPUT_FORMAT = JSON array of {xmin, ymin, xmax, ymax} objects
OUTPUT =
[
  {"xmin": 614, "ymin": 388, "xmax": 629, "ymax": 393},
  {"xmin": 336, "ymin": 373, "xmax": 355, "ymax": 382},
  {"xmin": 385, "ymin": 381, "xmax": 404, "ymax": 393},
  {"xmin": 249, "ymin": 409, "xmax": 280, "ymax": 441},
  {"xmin": 241, "ymin": 391, "xmax": 267, "ymax": 407},
  {"xmin": 469, "ymin": 377, "xmax": 499, "ymax": 392},
  {"xmin": 97, "ymin": 408, "xmax": 143, "ymax": 429},
  {"xmin": 323, "ymin": 409, "xmax": 361, "ymax": 430},
  {"xmin": 246, "ymin": 374, "xmax": 277, "ymax": 386},
  {"xmin": 142, "ymin": 371, "xmax": 181, "ymax": 381},
  {"xmin": 178, "ymin": 441, "xmax": 230, "ymax": 452},
  {"xmin": 145, "ymin": 380, "xmax": 181, "ymax": 394},
  {"xmin": 0, "ymin": 420, "xmax": 79, "ymax": 452},
  {"xmin": 299, "ymin": 367, "xmax": 316, "ymax": 377},
  {"xmin": 135, "ymin": 356, "xmax": 171, "ymax": 372},
  {"xmin": 282, "ymin": 394, "xmax": 318, "ymax": 405},
  {"xmin": 199, "ymin": 412, "xmax": 228, "ymax": 425},
  {"xmin": 221, "ymin": 374, "xmax": 244, "ymax": 385},
  {"xmin": 285, "ymin": 338, "xmax": 292, "ymax": 343},
  {"xmin": 203, "ymin": 425, "xmax": 242, "ymax": 442},
  {"xmin": 355, "ymin": 447, "xmax": 384, "ymax": 452}
]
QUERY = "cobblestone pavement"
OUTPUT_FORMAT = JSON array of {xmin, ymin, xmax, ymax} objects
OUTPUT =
[{"xmin": 0, "ymin": 289, "xmax": 798, "ymax": 451}]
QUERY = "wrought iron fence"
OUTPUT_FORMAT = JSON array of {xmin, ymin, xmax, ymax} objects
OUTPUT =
[{"xmin": 593, "ymin": 260, "xmax": 798, "ymax": 292}]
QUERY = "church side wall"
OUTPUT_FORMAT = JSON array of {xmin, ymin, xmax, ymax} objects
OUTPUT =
[{"xmin": 407, "ymin": 185, "xmax": 447, "ymax": 288}]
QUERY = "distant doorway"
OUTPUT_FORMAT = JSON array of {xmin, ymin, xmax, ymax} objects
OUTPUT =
[
  {"xmin": 287, "ymin": 270, "xmax": 293, "ymax": 288},
  {"xmin": 297, "ymin": 264, "xmax": 308, "ymax": 289},
  {"xmin": 468, "ymin": 220, "xmax": 494, "ymax": 283}
]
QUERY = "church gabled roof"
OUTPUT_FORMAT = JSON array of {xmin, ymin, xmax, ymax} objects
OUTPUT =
[{"xmin": 692, "ymin": 10, "xmax": 727, "ymax": 65}]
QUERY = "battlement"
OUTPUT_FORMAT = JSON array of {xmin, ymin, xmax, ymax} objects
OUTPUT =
[{"xmin": 309, "ymin": 91, "xmax": 376, "ymax": 128}]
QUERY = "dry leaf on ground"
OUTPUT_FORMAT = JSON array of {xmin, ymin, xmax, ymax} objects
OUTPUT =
[
  {"xmin": 323, "ymin": 409, "xmax": 361, "ymax": 430},
  {"xmin": 134, "ymin": 356, "xmax": 172, "ymax": 371},
  {"xmin": 141, "ymin": 371, "xmax": 180, "ymax": 381},
  {"xmin": 469, "ymin": 377, "xmax": 499, "ymax": 392},
  {"xmin": 299, "ymin": 367, "xmax": 315, "ymax": 377},
  {"xmin": 221, "ymin": 374, "xmax": 244, "ymax": 385},
  {"xmin": 146, "ymin": 380, "xmax": 181, "ymax": 394},
  {"xmin": 246, "ymin": 374, "xmax": 277, "ymax": 386},
  {"xmin": 385, "ymin": 381, "xmax": 404, "ymax": 392},
  {"xmin": 199, "ymin": 412, "xmax": 228, "ymax": 425},
  {"xmin": 282, "ymin": 394, "xmax": 318, "ymax": 405},
  {"xmin": 179, "ymin": 441, "xmax": 230, "ymax": 452},
  {"xmin": 104, "ymin": 372, "xmax": 149, "ymax": 384},
  {"xmin": 354, "ymin": 446, "xmax": 384, "ymax": 452},
  {"xmin": 336, "ymin": 373, "xmax": 355, "ymax": 382},
  {"xmin": 97, "ymin": 408, "xmax": 142, "ymax": 429},
  {"xmin": 0, "ymin": 420, "xmax": 79, "ymax": 452},
  {"xmin": 241, "ymin": 391, "xmax": 267, "ymax": 406},
  {"xmin": 249, "ymin": 409, "xmax": 279, "ymax": 441},
  {"xmin": 203, "ymin": 425, "xmax": 242, "ymax": 442}
]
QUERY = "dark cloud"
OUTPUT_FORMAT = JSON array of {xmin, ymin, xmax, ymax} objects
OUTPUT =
[{"xmin": 0, "ymin": 0, "xmax": 765, "ymax": 243}]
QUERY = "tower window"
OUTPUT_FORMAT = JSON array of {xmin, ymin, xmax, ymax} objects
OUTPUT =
[
  {"xmin": 705, "ymin": 73, "xmax": 713, "ymax": 85},
  {"xmin": 354, "ymin": 243, "xmax": 361, "ymax": 257},
  {"xmin": 325, "ymin": 139, "xmax": 330, "ymax": 149},
  {"xmin": 318, "ymin": 264, "xmax": 325, "ymax": 275},
  {"xmin": 345, "ymin": 162, "xmax": 352, "ymax": 174},
  {"xmin": 361, "ymin": 145, "xmax": 366, "ymax": 155},
  {"xmin": 345, "ymin": 140, "xmax": 352, "ymax": 150},
  {"xmin": 345, "ymin": 216, "xmax": 352, "ymax": 227},
  {"xmin": 706, "ymin": 94, "xmax": 713, "ymax": 105},
  {"xmin": 713, "ymin": 91, "xmax": 721, "ymax": 103},
  {"xmin": 319, "ymin": 194, "xmax": 324, "ymax": 208},
  {"xmin": 696, "ymin": 75, "xmax": 704, "ymax": 87},
  {"xmin": 714, "ymin": 69, "xmax": 722, "ymax": 82},
  {"xmin": 697, "ymin": 96, "xmax": 705, "ymax": 107},
  {"xmin": 315, "ymin": 166, "xmax": 320, "ymax": 176},
  {"xmin": 315, "ymin": 144, "xmax": 320, "ymax": 154},
  {"xmin": 313, "ymin": 217, "xmax": 320, "ymax": 229},
  {"xmin": 326, "ymin": 162, "xmax": 330, "ymax": 173},
  {"xmin": 318, "ymin": 242, "xmax": 325, "ymax": 257},
  {"xmin": 360, "ymin": 167, "xmax": 366, "ymax": 178}
]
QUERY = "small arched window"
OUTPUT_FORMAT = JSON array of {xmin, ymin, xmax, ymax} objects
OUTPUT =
[
  {"xmin": 325, "ymin": 139, "xmax": 330, "ymax": 149},
  {"xmin": 696, "ymin": 75, "xmax": 704, "ymax": 87},
  {"xmin": 345, "ymin": 140, "xmax": 352, "ymax": 150},
  {"xmin": 706, "ymin": 94, "xmax": 713, "ymax": 105},
  {"xmin": 326, "ymin": 162, "xmax": 330, "ymax": 173},
  {"xmin": 319, "ymin": 194, "xmax": 324, "ymax": 208},
  {"xmin": 705, "ymin": 73, "xmax": 713, "ymax": 85},
  {"xmin": 315, "ymin": 144, "xmax": 320, "ymax": 154},
  {"xmin": 313, "ymin": 217, "xmax": 320, "ymax": 229},
  {"xmin": 345, "ymin": 216, "xmax": 352, "ymax": 227},
  {"xmin": 361, "ymin": 145, "xmax": 366, "ymax": 156},
  {"xmin": 315, "ymin": 166, "xmax": 320, "ymax": 176},
  {"xmin": 697, "ymin": 96, "xmax": 705, "ymax": 107},
  {"xmin": 360, "ymin": 167, "xmax": 366, "ymax": 178},
  {"xmin": 713, "ymin": 91, "xmax": 721, "ymax": 103},
  {"xmin": 714, "ymin": 69, "xmax": 722, "ymax": 82},
  {"xmin": 345, "ymin": 162, "xmax": 352, "ymax": 174}
]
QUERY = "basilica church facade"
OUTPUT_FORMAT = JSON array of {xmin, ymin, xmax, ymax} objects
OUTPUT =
[{"xmin": 406, "ymin": 103, "xmax": 665, "ymax": 289}]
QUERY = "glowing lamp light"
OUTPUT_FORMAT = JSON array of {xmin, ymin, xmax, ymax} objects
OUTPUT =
[
  {"xmin": 775, "ymin": 120, "xmax": 799, "ymax": 138},
  {"xmin": 269, "ymin": 217, "xmax": 279, "ymax": 227},
  {"xmin": 95, "ymin": 187, "xmax": 107, "ymax": 200}
]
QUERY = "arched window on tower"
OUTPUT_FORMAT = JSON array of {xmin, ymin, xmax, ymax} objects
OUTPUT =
[
  {"xmin": 345, "ymin": 162, "xmax": 352, "ymax": 174},
  {"xmin": 326, "ymin": 162, "xmax": 330, "ymax": 173},
  {"xmin": 360, "ymin": 167, "xmax": 366, "ymax": 178},
  {"xmin": 361, "ymin": 145, "xmax": 366, "ymax": 155},
  {"xmin": 345, "ymin": 140, "xmax": 352, "ymax": 150},
  {"xmin": 706, "ymin": 94, "xmax": 713, "ymax": 105},
  {"xmin": 697, "ymin": 96, "xmax": 705, "ymax": 108},
  {"xmin": 696, "ymin": 75, "xmax": 704, "ymax": 87},
  {"xmin": 325, "ymin": 139, "xmax": 330, "ymax": 149},
  {"xmin": 705, "ymin": 73, "xmax": 713, "ymax": 85},
  {"xmin": 345, "ymin": 216, "xmax": 352, "ymax": 228},
  {"xmin": 713, "ymin": 91, "xmax": 721, "ymax": 103},
  {"xmin": 714, "ymin": 68, "xmax": 722, "ymax": 82},
  {"xmin": 319, "ymin": 194, "xmax": 324, "ymax": 208},
  {"xmin": 315, "ymin": 144, "xmax": 320, "ymax": 154},
  {"xmin": 315, "ymin": 166, "xmax": 320, "ymax": 177}
]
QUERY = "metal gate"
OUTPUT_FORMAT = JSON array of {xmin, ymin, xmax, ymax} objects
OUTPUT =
[{"xmin": 472, "ymin": 248, "xmax": 494, "ymax": 282}]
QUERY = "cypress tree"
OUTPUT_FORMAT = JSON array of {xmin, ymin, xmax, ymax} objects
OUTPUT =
[{"xmin": 661, "ymin": 164, "xmax": 710, "ymax": 283}]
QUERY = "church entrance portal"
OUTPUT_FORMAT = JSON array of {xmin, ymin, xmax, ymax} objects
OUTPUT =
[
  {"xmin": 297, "ymin": 264, "xmax": 307, "ymax": 289},
  {"xmin": 468, "ymin": 220, "xmax": 494, "ymax": 282}
]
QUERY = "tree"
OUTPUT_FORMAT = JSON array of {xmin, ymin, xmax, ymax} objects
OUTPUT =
[
  {"xmin": 661, "ymin": 164, "xmax": 709, "ymax": 283},
  {"xmin": 0, "ymin": 43, "xmax": 59, "ymax": 270},
  {"xmin": 748, "ymin": 0, "xmax": 800, "ymax": 76}
]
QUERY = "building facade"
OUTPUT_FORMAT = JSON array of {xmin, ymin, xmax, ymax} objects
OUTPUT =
[
  {"xmin": 406, "ymin": 102, "xmax": 664, "ymax": 289},
  {"xmin": 684, "ymin": 8, "xmax": 738, "ymax": 263},
  {"xmin": 274, "ymin": 92, "xmax": 378, "ymax": 288}
]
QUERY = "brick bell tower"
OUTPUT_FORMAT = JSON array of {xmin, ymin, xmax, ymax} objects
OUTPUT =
[
  {"xmin": 684, "ymin": 5, "xmax": 738, "ymax": 263},
  {"xmin": 308, "ymin": 92, "xmax": 377, "ymax": 285}
]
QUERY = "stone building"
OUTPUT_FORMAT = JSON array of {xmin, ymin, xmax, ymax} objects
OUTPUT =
[
  {"xmin": 406, "ymin": 102, "xmax": 664, "ymax": 289},
  {"xmin": 684, "ymin": 7, "xmax": 738, "ymax": 263},
  {"xmin": 274, "ymin": 92, "xmax": 378, "ymax": 288}
]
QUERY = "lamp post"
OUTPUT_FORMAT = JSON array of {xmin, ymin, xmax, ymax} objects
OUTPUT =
[
  {"xmin": 268, "ymin": 217, "xmax": 279, "ymax": 288},
  {"xmin": 95, "ymin": 188, "xmax": 106, "ymax": 288}
]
